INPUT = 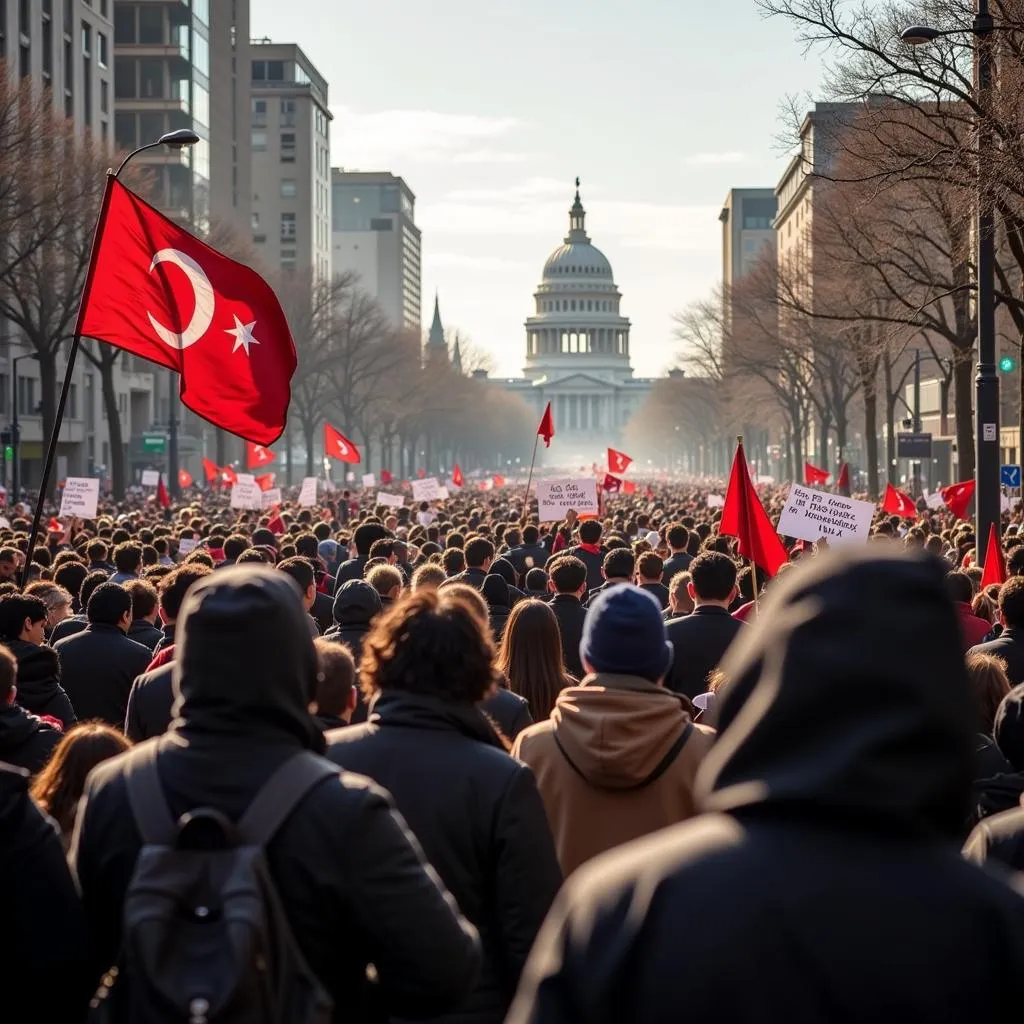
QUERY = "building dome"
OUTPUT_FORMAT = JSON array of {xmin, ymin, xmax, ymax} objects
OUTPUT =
[{"xmin": 541, "ymin": 181, "xmax": 614, "ymax": 281}]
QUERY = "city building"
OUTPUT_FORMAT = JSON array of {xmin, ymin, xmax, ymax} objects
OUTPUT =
[
  {"xmin": 250, "ymin": 40, "xmax": 330, "ymax": 278},
  {"xmin": 719, "ymin": 188, "xmax": 776, "ymax": 313},
  {"xmin": 331, "ymin": 170, "xmax": 422, "ymax": 332},
  {"xmin": 496, "ymin": 182, "xmax": 652, "ymax": 451}
]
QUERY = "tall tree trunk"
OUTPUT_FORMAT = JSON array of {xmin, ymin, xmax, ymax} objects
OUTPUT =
[
  {"xmin": 883, "ymin": 355, "xmax": 897, "ymax": 485},
  {"xmin": 303, "ymin": 417, "xmax": 316, "ymax": 476},
  {"xmin": 953, "ymin": 350, "xmax": 975, "ymax": 481},
  {"xmin": 215, "ymin": 426, "xmax": 228, "ymax": 467},
  {"xmin": 864, "ymin": 390, "xmax": 879, "ymax": 501},
  {"xmin": 99, "ymin": 357, "xmax": 126, "ymax": 498}
]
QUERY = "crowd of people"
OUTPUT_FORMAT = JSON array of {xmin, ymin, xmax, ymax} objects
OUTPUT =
[{"xmin": 4, "ymin": 478, "xmax": 1024, "ymax": 1021}]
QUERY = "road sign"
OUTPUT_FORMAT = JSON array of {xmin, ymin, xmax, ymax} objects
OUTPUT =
[
  {"xmin": 897, "ymin": 432, "xmax": 932, "ymax": 458},
  {"xmin": 142, "ymin": 433, "xmax": 166, "ymax": 454},
  {"xmin": 1002, "ymin": 465, "xmax": 1022, "ymax": 488}
]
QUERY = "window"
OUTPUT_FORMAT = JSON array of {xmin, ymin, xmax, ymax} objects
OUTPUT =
[
  {"xmin": 139, "ymin": 111, "xmax": 163, "ymax": 144},
  {"xmin": 193, "ymin": 83, "xmax": 209, "ymax": 128},
  {"xmin": 280, "ymin": 213, "xmax": 296, "ymax": 240},
  {"xmin": 42, "ymin": 14, "xmax": 52, "ymax": 77},
  {"xmin": 99, "ymin": 77, "xmax": 108, "ymax": 113},
  {"xmin": 250, "ymin": 129, "xmax": 267, "ymax": 150},
  {"xmin": 251, "ymin": 212, "xmax": 260, "ymax": 230},
  {"xmin": 83, "ymin": 48, "xmax": 91, "ymax": 124},
  {"xmin": 113, "ymin": 55, "xmax": 134, "ymax": 97},
  {"xmin": 370, "ymin": 218, "xmax": 393, "ymax": 231},
  {"xmin": 266, "ymin": 60, "xmax": 284, "ymax": 81},
  {"xmin": 137, "ymin": 5, "xmax": 162, "ymax": 44},
  {"xmin": 252, "ymin": 59, "xmax": 265, "ymax": 80},
  {"xmin": 114, "ymin": 111, "xmax": 134, "ymax": 149},
  {"xmin": 280, "ymin": 98, "xmax": 295, "ymax": 125},
  {"xmin": 251, "ymin": 97, "xmax": 266, "ymax": 123},
  {"xmin": 68, "ymin": 383, "xmax": 77, "ymax": 419},
  {"xmin": 139, "ymin": 57, "xmax": 164, "ymax": 98},
  {"xmin": 97, "ymin": 30, "xmax": 107, "ymax": 67},
  {"xmin": 17, "ymin": 377, "xmax": 35, "ymax": 417},
  {"xmin": 114, "ymin": 4, "xmax": 134, "ymax": 42},
  {"xmin": 0, "ymin": 375, "xmax": 6, "ymax": 415},
  {"xmin": 280, "ymin": 178, "xmax": 296, "ymax": 198},
  {"xmin": 280, "ymin": 132, "xmax": 295, "ymax": 162},
  {"xmin": 193, "ymin": 32, "xmax": 208, "ymax": 76},
  {"xmin": 193, "ymin": 0, "xmax": 209, "ymax": 25}
]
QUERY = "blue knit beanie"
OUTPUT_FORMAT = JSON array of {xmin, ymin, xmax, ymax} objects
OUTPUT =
[{"xmin": 580, "ymin": 584, "xmax": 674, "ymax": 682}]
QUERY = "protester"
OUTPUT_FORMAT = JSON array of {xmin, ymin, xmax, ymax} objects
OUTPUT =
[
  {"xmin": 123, "ymin": 578, "xmax": 163, "ymax": 650},
  {"xmin": 585, "ymin": 547, "xmax": 634, "ymax": 606},
  {"xmin": 970, "ymin": 575, "xmax": 1024, "ymax": 685},
  {"xmin": 151, "ymin": 563, "xmax": 213, "ymax": 657},
  {"xmin": 947, "ymin": 570, "xmax": 993, "ymax": 650},
  {"xmin": 481, "ymin": 572, "xmax": 513, "ymax": 640},
  {"xmin": 49, "ymin": 569, "xmax": 110, "ymax": 644},
  {"xmin": 335, "ymin": 521, "xmax": 390, "ymax": 588},
  {"xmin": 0, "ymin": 642, "xmax": 61, "ymax": 774},
  {"xmin": 323, "ymin": 578, "xmax": 381, "ymax": 660},
  {"xmin": 278, "ymin": 555, "xmax": 322, "ymax": 636},
  {"xmin": 25, "ymin": 580, "xmax": 73, "ymax": 635},
  {"xmin": 109, "ymin": 541, "xmax": 142, "ymax": 584},
  {"xmin": 665, "ymin": 570, "xmax": 693, "ymax": 619},
  {"xmin": 661, "ymin": 523, "xmax": 693, "ymax": 582},
  {"xmin": 565, "ymin": 520, "xmax": 604, "ymax": 592},
  {"xmin": 546, "ymin": 556, "xmax": 587, "ymax": 680},
  {"xmin": 635, "ymin": 551, "xmax": 670, "ymax": 609},
  {"xmin": 311, "ymin": 636, "xmax": 358, "ymax": 731},
  {"xmin": 444, "ymin": 536, "xmax": 495, "ymax": 589}
]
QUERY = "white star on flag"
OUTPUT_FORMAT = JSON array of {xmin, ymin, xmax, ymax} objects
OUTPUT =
[{"xmin": 226, "ymin": 314, "xmax": 260, "ymax": 356}]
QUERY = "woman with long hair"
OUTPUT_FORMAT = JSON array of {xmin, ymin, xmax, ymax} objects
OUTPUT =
[
  {"xmin": 30, "ymin": 722, "xmax": 131, "ymax": 847},
  {"xmin": 496, "ymin": 598, "xmax": 576, "ymax": 721}
]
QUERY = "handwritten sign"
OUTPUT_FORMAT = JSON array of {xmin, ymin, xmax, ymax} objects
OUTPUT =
[
  {"xmin": 141, "ymin": 469, "xmax": 160, "ymax": 487},
  {"xmin": 706, "ymin": 494, "xmax": 725, "ymax": 509},
  {"xmin": 361, "ymin": 473, "xmax": 376, "ymax": 489},
  {"xmin": 261, "ymin": 487, "xmax": 282, "ymax": 509},
  {"xmin": 776, "ymin": 484, "xmax": 873, "ymax": 545},
  {"xmin": 536, "ymin": 478, "xmax": 600, "ymax": 522},
  {"xmin": 376, "ymin": 492, "xmax": 405, "ymax": 508},
  {"xmin": 437, "ymin": 486, "xmax": 450, "ymax": 500},
  {"xmin": 59, "ymin": 477, "xmax": 100, "ymax": 519},
  {"xmin": 298, "ymin": 476, "xmax": 318, "ymax": 507},
  {"xmin": 411, "ymin": 476, "xmax": 440, "ymax": 502},
  {"xmin": 178, "ymin": 537, "xmax": 199, "ymax": 556},
  {"xmin": 230, "ymin": 479, "xmax": 263, "ymax": 510}
]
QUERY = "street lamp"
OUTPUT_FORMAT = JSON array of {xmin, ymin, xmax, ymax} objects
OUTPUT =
[{"xmin": 902, "ymin": 1, "xmax": 998, "ymax": 554}]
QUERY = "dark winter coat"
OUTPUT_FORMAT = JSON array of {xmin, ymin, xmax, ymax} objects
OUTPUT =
[
  {"xmin": 548, "ymin": 594, "xmax": 586, "ymax": 680},
  {"xmin": 127, "ymin": 618, "xmax": 163, "ymax": 652},
  {"xmin": 970, "ymin": 626, "xmax": 1024, "ymax": 687},
  {"xmin": 6, "ymin": 638, "xmax": 75, "ymax": 728},
  {"xmin": 482, "ymin": 574, "xmax": 512, "ymax": 642},
  {"xmin": 334, "ymin": 555, "xmax": 371, "ymax": 590},
  {"xmin": 506, "ymin": 543, "xmax": 549, "ymax": 576},
  {"xmin": 322, "ymin": 580, "xmax": 382, "ymax": 663},
  {"xmin": 661, "ymin": 550, "xmax": 692, "ymax": 585},
  {"xmin": 311, "ymin": 590, "xmax": 335, "ymax": 635},
  {"xmin": 123, "ymin": 662, "xmax": 175, "ymax": 742},
  {"xmin": 443, "ymin": 566, "xmax": 489, "ymax": 591},
  {"xmin": 479, "ymin": 687, "xmax": 533, "ymax": 742},
  {"xmin": 150, "ymin": 621, "xmax": 176, "ymax": 656},
  {"xmin": 0, "ymin": 762, "xmax": 91, "ymax": 1022},
  {"xmin": 639, "ymin": 581, "xmax": 670, "ymax": 610},
  {"xmin": 664, "ymin": 605, "xmax": 743, "ymax": 699},
  {"xmin": 565, "ymin": 545, "xmax": 604, "ymax": 593},
  {"xmin": 326, "ymin": 692, "xmax": 561, "ymax": 1024},
  {"xmin": 0, "ymin": 703, "xmax": 61, "ymax": 774},
  {"xmin": 71, "ymin": 567, "xmax": 482, "ymax": 1024},
  {"xmin": 508, "ymin": 548, "xmax": 1024, "ymax": 1024},
  {"xmin": 48, "ymin": 614, "xmax": 87, "ymax": 646},
  {"xmin": 54, "ymin": 624, "xmax": 156, "ymax": 727}
]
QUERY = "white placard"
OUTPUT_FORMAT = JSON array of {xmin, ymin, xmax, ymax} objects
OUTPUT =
[
  {"xmin": 230, "ymin": 479, "xmax": 263, "ymax": 510},
  {"xmin": 236, "ymin": 473, "xmax": 255, "ymax": 487},
  {"xmin": 411, "ymin": 476, "xmax": 440, "ymax": 502},
  {"xmin": 298, "ymin": 476, "xmax": 318, "ymax": 507},
  {"xmin": 345, "ymin": 471, "xmax": 355, "ymax": 483},
  {"xmin": 141, "ymin": 469, "xmax": 160, "ymax": 487},
  {"xmin": 59, "ymin": 477, "xmax": 100, "ymax": 519},
  {"xmin": 926, "ymin": 492, "xmax": 945, "ymax": 510},
  {"xmin": 536, "ymin": 478, "xmax": 600, "ymax": 522},
  {"xmin": 437, "ymin": 486, "xmax": 450, "ymax": 500},
  {"xmin": 361, "ymin": 473, "xmax": 376, "ymax": 489},
  {"xmin": 178, "ymin": 537, "xmax": 199, "ymax": 555},
  {"xmin": 0, "ymin": 517, "xmax": 11, "ymax": 529},
  {"xmin": 261, "ymin": 487, "xmax": 282, "ymax": 509},
  {"xmin": 376, "ymin": 491, "xmax": 405, "ymax": 508},
  {"xmin": 776, "ymin": 484, "xmax": 874, "ymax": 545},
  {"xmin": 706, "ymin": 493, "xmax": 725, "ymax": 509}
]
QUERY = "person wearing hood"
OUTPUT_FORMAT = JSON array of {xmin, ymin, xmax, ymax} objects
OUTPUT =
[
  {"xmin": 0, "ymin": 643, "xmax": 61, "ymax": 774},
  {"xmin": 326, "ymin": 586, "xmax": 561, "ymax": 1024},
  {"xmin": 509, "ymin": 547, "xmax": 1024, "ymax": 1024},
  {"xmin": 323, "ymin": 578, "xmax": 382, "ymax": 661},
  {"xmin": 72, "ymin": 565, "xmax": 482, "ymax": 1024},
  {"xmin": 481, "ymin": 572, "xmax": 512, "ymax": 641},
  {"xmin": 512, "ymin": 584, "xmax": 714, "ymax": 876},
  {"xmin": 489, "ymin": 556, "xmax": 526, "ymax": 605},
  {"xmin": 0, "ymin": 593, "xmax": 75, "ymax": 728}
]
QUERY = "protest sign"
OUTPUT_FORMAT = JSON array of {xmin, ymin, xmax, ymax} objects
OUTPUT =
[
  {"xmin": 361, "ymin": 473, "xmax": 376, "ymax": 489},
  {"xmin": 141, "ymin": 469, "xmax": 160, "ymax": 486},
  {"xmin": 59, "ymin": 477, "xmax": 100, "ymax": 519},
  {"xmin": 925, "ymin": 492, "xmax": 945, "ymax": 510},
  {"xmin": 298, "ymin": 476, "xmax": 318, "ymax": 507},
  {"xmin": 437, "ymin": 486, "xmax": 450, "ymax": 500},
  {"xmin": 536, "ymin": 478, "xmax": 600, "ymax": 522},
  {"xmin": 230, "ymin": 478, "xmax": 263, "ymax": 510},
  {"xmin": 706, "ymin": 494, "xmax": 725, "ymax": 509},
  {"xmin": 261, "ymin": 487, "xmax": 282, "ymax": 509},
  {"xmin": 178, "ymin": 537, "xmax": 199, "ymax": 556},
  {"xmin": 776, "ymin": 484, "xmax": 873, "ymax": 545},
  {"xmin": 411, "ymin": 476, "xmax": 440, "ymax": 502},
  {"xmin": 376, "ymin": 492, "xmax": 405, "ymax": 508}
]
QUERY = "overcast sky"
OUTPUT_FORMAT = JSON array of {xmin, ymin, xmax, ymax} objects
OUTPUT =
[{"xmin": 250, "ymin": 0, "xmax": 825, "ymax": 377}]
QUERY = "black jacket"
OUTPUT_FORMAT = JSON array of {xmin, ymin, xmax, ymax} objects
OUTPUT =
[
  {"xmin": 326, "ymin": 693, "xmax": 561, "ymax": 1024},
  {"xmin": 334, "ymin": 555, "xmax": 370, "ymax": 591},
  {"xmin": 127, "ymin": 618, "xmax": 163, "ymax": 652},
  {"xmin": 151, "ymin": 621, "xmax": 176, "ymax": 656},
  {"xmin": 322, "ymin": 580, "xmax": 382, "ymax": 663},
  {"xmin": 665, "ymin": 605, "xmax": 743, "ymax": 699},
  {"xmin": 964, "ymin": 804, "xmax": 1024, "ymax": 872},
  {"xmin": 506, "ymin": 543, "xmax": 548, "ymax": 576},
  {"xmin": 312, "ymin": 590, "xmax": 335, "ymax": 635},
  {"xmin": 54, "ymin": 624, "xmax": 155, "ymax": 728},
  {"xmin": 6, "ymin": 638, "xmax": 75, "ymax": 728},
  {"xmin": 443, "ymin": 566, "xmax": 489, "ymax": 591},
  {"xmin": 639, "ymin": 581, "xmax": 670, "ymax": 610},
  {"xmin": 0, "ymin": 762, "xmax": 91, "ymax": 1022},
  {"xmin": 971, "ymin": 627, "xmax": 1024, "ymax": 687},
  {"xmin": 71, "ymin": 566, "xmax": 481, "ymax": 1024},
  {"xmin": 480, "ymin": 687, "xmax": 533, "ymax": 742},
  {"xmin": 508, "ymin": 548, "xmax": 1024, "ymax": 1024},
  {"xmin": 661, "ymin": 551, "xmax": 692, "ymax": 585},
  {"xmin": 548, "ymin": 594, "xmax": 586, "ymax": 679},
  {"xmin": 123, "ymin": 662, "xmax": 175, "ymax": 742},
  {"xmin": 49, "ymin": 614, "xmax": 87, "ymax": 646},
  {"xmin": 482, "ymin": 574, "xmax": 512, "ymax": 642},
  {"xmin": 565, "ymin": 546, "xmax": 604, "ymax": 593},
  {"xmin": 0, "ymin": 703, "xmax": 60, "ymax": 774}
]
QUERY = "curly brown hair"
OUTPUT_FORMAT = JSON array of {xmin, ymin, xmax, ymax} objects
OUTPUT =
[{"xmin": 360, "ymin": 588, "xmax": 496, "ymax": 704}]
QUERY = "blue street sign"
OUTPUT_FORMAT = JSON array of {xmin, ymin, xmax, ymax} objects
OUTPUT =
[{"xmin": 1001, "ymin": 465, "xmax": 1021, "ymax": 488}]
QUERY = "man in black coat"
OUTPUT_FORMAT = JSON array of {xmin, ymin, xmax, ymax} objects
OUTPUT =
[
  {"xmin": 584, "ymin": 547, "xmax": 635, "ymax": 607},
  {"xmin": 970, "ymin": 575, "xmax": 1024, "ymax": 685},
  {"xmin": 334, "ymin": 522, "xmax": 391, "ymax": 591},
  {"xmin": 635, "ymin": 551, "xmax": 670, "ymax": 610},
  {"xmin": 443, "ymin": 536, "xmax": 495, "ymax": 590},
  {"xmin": 506, "ymin": 526, "xmax": 548, "ymax": 576},
  {"xmin": 123, "ymin": 661, "xmax": 175, "ymax": 742},
  {"xmin": 124, "ymin": 579, "xmax": 164, "ymax": 651},
  {"xmin": 509, "ymin": 549, "xmax": 1024, "ymax": 1024},
  {"xmin": 0, "ymin": 644, "xmax": 60, "ymax": 774},
  {"xmin": 54, "ymin": 583, "xmax": 153, "ymax": 727},
  {"xmin": 546, "ymin": 556, "xmax": 587, "ymax": 680},
  {"xmin": 661, "ymin": 523, "xmax": 693, "ymax": 584},
  {"xmin": 151, "ymin": 563, "xmax": 214, "ymax": 657},
  {"xmin": 322, "ymin": 580, "xmax": 382, "ymax": 663},
  {"xmin": 72, "ymin": 566, "xmax": 481, "ymax": 1024},
  {"xmin": 665, "ymin": 552, "xmax": 743, "ymax": 700}
]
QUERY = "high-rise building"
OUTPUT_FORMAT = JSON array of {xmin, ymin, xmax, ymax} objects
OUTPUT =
[
  {"xmin": 331, "ymin": 170, "xmax": 421, "ymax": 332},
  {"xmin": 719, "ymin": 189, "xmax": 776, "ymax": 298},
  {"xmin": 249, "ymin": 40, "xmax": 331, "ymax": 278}
]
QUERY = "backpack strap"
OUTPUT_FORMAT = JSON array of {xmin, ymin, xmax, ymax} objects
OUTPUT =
[
  {"xmin": 237, "ymin": 752, "xmax": 339, "ymax": 847},
  {"xmin": 124, "ymin": 741, "xmax": 178, "ymax": 846}
]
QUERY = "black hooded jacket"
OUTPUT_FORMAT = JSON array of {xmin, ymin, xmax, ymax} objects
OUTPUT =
[
  {"xmin": 6, "ymin": 638, "xmax": 75, "ymax": 728},
  {"xmin": 323, "ymin": 579, "xmax": 381, "ymax": 661},
  {"xmin": 0, "ymin": 703, "xmax": 60, "ymax": 775},
  {"xmin": 72, "ymin": 566, "xmax": 481, "ymax": 1024},
  {"xmin": 508, "ymin": 548, "xmax": 1024, "ymax": 1024},
  {"xmin": 481, "ymin": 574, "xmax": 512, "ymax": 642},
  {"xmin": 326, "ymin": 692, "xmax": 561, "ymax": 1024}
]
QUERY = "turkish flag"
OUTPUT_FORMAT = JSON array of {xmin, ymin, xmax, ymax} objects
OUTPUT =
[
  {"xmin": 324, "ymin": 422, "xmax": 360, "ymax": 464},
  {"xmin": 77, "ymin": 178, "xmax": 295, "ymax": 444},
  {"xmin": 804, "ymin": 461, "xmax": 829, "ymax": 486},
  {"xmin": 156, "ymin": 476, "xmax": 170, "ymax": 508},
  {"xmin": 255, "ymin": 473, "xmax": 276, "ymax": 492},
  {"xmin": 603, "ymin": 473, "xmax": 623, "ymax": 493},
  {"xmin": 493, "ymin": 474, "xmax": 505, "ymax": 488},
  {"xmin": 608, "ymin": 448, "xmax": 632, "ymax": 474},
  {"xmin": 941, "ymin": 479, "xmax": 976, "ymax": 520},
  {"xmin": 221, "ymin": 466, "xmax": 238, "ymax": 485},
  {"xmin": 202, "ymin": 458, "xmax": 219, "ymax": 483},
  {"xmin": 881, "ymin": 483, "xmax": 916, "ymax": 518},
  {"xmin": 380, "ymin": 469, "xmax": 393, "ymax": 485},
  {"xmin": 623, "ymin": 480, "xmax": 637, "ymax": 495},
  {"xmin": 246, "ymin": 442, "xmax": 275, "ymax": 469},
  {"xmin": 981, "ymin": 522, "xmax": 1007, "ymax": 589},
  {"xmin": 178, "ymin": 468, "xmax": 193, "ymax": 489},
  {"xmin": 267, "ymin": 513, "xmax": 286, "ymax": 536},
  {"xmin": 452, "ymin": 464, "xmax": 464, "ymax": 488},
  {"xmin": 720, "ymin": 440, "xmax": 788, "ymax": 577},
  {"xmin": 836, "ymin": 462, "xmax": 850, "ymax": 497},
  {"xmin": 537, "ymin": 402, "xmax": 554, "ymax": 448}
]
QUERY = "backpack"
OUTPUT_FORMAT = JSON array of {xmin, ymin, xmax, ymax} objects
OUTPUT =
[{"xmin": 89, "ymin": 744, "xmax": 336, "ymax": 1024}]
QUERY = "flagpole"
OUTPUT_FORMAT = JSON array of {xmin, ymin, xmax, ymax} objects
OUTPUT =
[{"xmin": 522, "ymin": 432, "xmax": 540, "ymax": 523}]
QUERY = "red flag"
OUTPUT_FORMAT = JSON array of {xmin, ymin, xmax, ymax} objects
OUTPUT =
[
  {"xmin": 645, "ymin": 485, "xmax": 654, "ymax": 499},
  {"xmin": 47, "ymin": 516, "xmax": 62, "ymax": 533},
  {"xmin": 623, "ymin": 480, "xmax": 637, "ymax": 495},
  {"xmin": 881, "ymin": 483, "xmax": 916, "ymax": 518},
  {"xmin": 324, "ymin": 422, "xmax": 360, "ymax": 464},
  {"xmin": 981, "ymin": 522, "xmax": 1007, "ymax": 589},
  {"xmin": 267, "ymin": 512, "xmax": 285, "ymax": 536},
  {"xmin": 380, "ymin": 469, "xmax": 393, "ymax": 485},
  {"xmin": 452, "ymin": 463, "xmax": 464, "ymax": 488},
  {"xmin": 804, "ymin": 461, "xmax": 829, "ymax": 486},
  {"xmin": 178, "ymin": 468, "xmax": 193, "ymax": 489},
  {"xmin": 720, "ymin": 441, "xmax": 788, "ymax": 577},
  {"xmin": 416, "ymin": 468, "xmax": 426, "ymax": 479},
  {"xmin": 77, "ymin": 178, "xmax": 295, "ymax": 444},
  {"xmin": 836, "ymin": 462, "xmax": 850, "ymax": 496},
  {"xmin": 941, "ymin": 479, "xmax": 976, "ymax": 520},
  {"xmin": 246, "ymin": 442, "xmax": 275, "ymax": 469},
  {"xmin": 255, "ymin": 473, "xmax": 276, "ymax": 492},
  {"xmin": 602, "ymin": 473, "xmax": 623, "ymax": 493},
  {"xmin": 202, "ymin": 457, "xmax": 219, "ymax": 483},
  {"xmin": 608, "ymin": 448, "xmax": 632, "ymax": 474},
  {"xmin": 156, "ymin": 476, "xmax": 170, "ymax": 508},
  {"xmin": 493, "ymin": 474, "xmax": 506, "ymax": 488},
  {"xmin": 221, "ymin": 466, "xmax": 238, "ymax": 486},
  {"xmin": 537, "ymin": 402, "xmax": 554, "ymax": 448}
]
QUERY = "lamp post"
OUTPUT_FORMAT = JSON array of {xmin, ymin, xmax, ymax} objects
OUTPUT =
[
  {"xmin": 10, "ymin": 351, "xmax": 39, "ymax": 501},
  {"xmin": 902, "ymin": 2, "xmax": 998, "ymax": 555}
]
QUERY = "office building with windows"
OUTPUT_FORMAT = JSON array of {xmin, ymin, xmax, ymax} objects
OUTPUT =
[
  {"xmin": 331, "ymin": 170, "xmax": 421, "ymax": 332},
  {"xmin": 249, "ymin": 40, "xmax": 330, "ymax": 278}
]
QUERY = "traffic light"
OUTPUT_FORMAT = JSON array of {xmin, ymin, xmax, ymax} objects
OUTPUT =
[
  {"xmin": 1000, "ymin": 355, "xmax": 1016, "ymax": 373},
  {"xmin": 3, "ymin": 446, "xmax": 11, "ymax": 463}
]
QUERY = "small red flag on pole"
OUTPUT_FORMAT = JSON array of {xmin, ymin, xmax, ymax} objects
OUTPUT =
[
  {"xmin": 537, "ymin": 402, "xmax": 554, "ymax": 448},
  {"xmin": 981, "ymin": 522, "xmax": 1007, "ymax": 589},
  {"xmin": 720, "ymin": 436, "xmax": 788, "ymax": 577}
]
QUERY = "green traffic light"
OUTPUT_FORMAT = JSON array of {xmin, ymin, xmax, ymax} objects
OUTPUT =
[
  {"xmin": 3, "ymin": 446, "xmax": 11, "ymax": 462},
  {"xmin": 1000, "ymin": 356, "xmax": 1016, "ymax": 373}
]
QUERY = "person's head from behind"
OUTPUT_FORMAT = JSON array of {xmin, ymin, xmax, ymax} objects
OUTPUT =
[
  {"xmin": 85, "ymin": 539, "xmax": 108, "ymax": 566},
  {"xmin": 159, "ymin": 564, "xmax": 213, "ymax": 626},
  {"xmin": 124, "ymin": 578, "xmax": 159, "ymax": 624},
  {"xmin": 668, "ymin": 571, "xmax": 694, "ymax": 615},
  {"xmin": 112, "ymin": 541, "xmax": 142, "ymax": 576},
  {"xmin": 464, "ymin": 536, "xmax": 495, "ymax": 572},
  {"xmin": 1009, "ymin": 544, "xmax": 1024, "ymax": 578},
  {"xmin": 353, "ymin": 522, "xmax": 389, "ymax": 558},
  {"xmin": 667, "ymin": 523, "xmax": 690, "ymax": 553},
  {"xmin": 0, "ymin": 547, "xmax": 21, "ymax": 581},
  {"xmin": 944, "ymin": 570, "xmax": 974, "ymax": 607},
  {"xmin": 30, "ymin": 722, "xmax": 131, "ymax": 836},
  {"xmin": 497, "ymin": 598, "xmax": 569, "ymax": 720},
  {"xmin": 54, "ymin": 561, "xmax": 88, "ymax": 606},
  {"xmin": 312, "ymin": 637, "xmax": 357, "ymax": 725},
  {"xmin": 361, "ymin": 588, "xmax": 495, "ymax": 706},
  {"xmin": 689, "ymin": 551, "xmax": 737, "ymax": 607},
  {"xmin": 442, "ymin": 547, "xmax": 466, "ymax": 577},
  {"xmin": 0, "ymin": 594, "xmax": 47, "ymax": 645},
  {"xmin": 525, "ymin": 567, "xmax": 549, "ymax": 594},
  {"xmin": 277, "ymin": 556, "xmax": 317, "ymax": 611},
  {"xmin": 25, "ymin": 582, "xmax": 73, "ymax": 628},
  {"xmin": 602, "ymin": 547, "xmax": 635, "ymax": 583},
  {"xmin": 411, "ymin": 563, "xmax": 446, "ymax": 591},
  {"xmin": 578, "ymin": 520, "xmax": 602, "ymax": 546},
  {"xmin": 548, "ymin": 555, "xmax": 587, "ymax": 599},
  {"xmin": 87, "ymin": 582, "xmax": 133, "ymax": 632},
  {"xmin": 367, "ymin": 563, "xmax": 403, "ymax": 601},
  {"xmin": 999, "ymin": 575, "xmax": 1024, "ymax": 630},
  {"xmin": 224, "ymin": 534, "xmax": 250, "ymax": 561},
  {"xmin": 636, "ymin": 551, "xmax": 664, "ymax": 586},
  {"xmin": 580, "ymin": 585, "xmax": 673, "ymax": 684},
  {"xmin": 966, "ymin": 651, "xmax": 1011, "ymax": 736}
]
